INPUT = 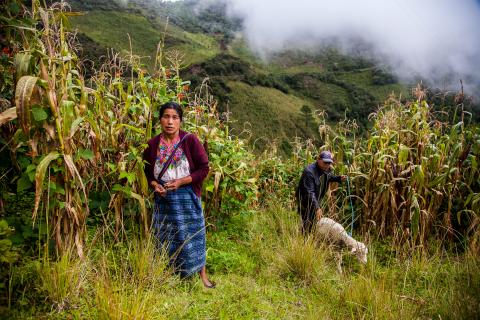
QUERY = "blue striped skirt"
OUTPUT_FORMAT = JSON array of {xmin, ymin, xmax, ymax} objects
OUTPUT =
[{"xmin": 153, "ymin": 185, "xmax": 206, "ymax": 277}]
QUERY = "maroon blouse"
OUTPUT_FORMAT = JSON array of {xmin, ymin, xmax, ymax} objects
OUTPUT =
[{"xmin": 143, "ymin": 130, "xmax": 209, "ymax": 197}]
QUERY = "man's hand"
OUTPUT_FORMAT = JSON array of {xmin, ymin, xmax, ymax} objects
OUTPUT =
[
  {"xmin": 316, "ymin": 208, "xmax": 323, "ymax": 220},
  {"xmin": 341, "ymin": 175, "xmax": 347, "ymax": 182}
]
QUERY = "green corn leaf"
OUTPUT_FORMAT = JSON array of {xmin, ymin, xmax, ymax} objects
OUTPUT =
[
  {"xmin": 414, "ymin": 165, "xmax": 425, "ymax": 186},
  {"xmin": 31, "ymin": 105, "xmax": 48, "ymax": 121},
  {"xmin": 84, "ymin": 116, "xmax": 101, "ymax": 139},
  {"xmin": 117, "ymin": 123, "xmax": 144, "ymax": 134},
  {"xmin": 123, "ymin": 95, "xmax": 134, "ymax": 116},
  {"xmin": 13, "ymin": 53, "xmax": 32, "ymax": 79},
  {"xmin": 60, "ymin": 100, "xmax": 76, "ymax": 135},
  {"xmin": 69, "ymin": 117, "xmax": 84, "ymax": 138},
  {"xmin": 17, "ymin": 175, "xmax": 33, "ymax": 192},
  {"xmin": 77, "ymin": 149, "xmax": 94, "ymax": 161},
  {"xmin": 398, "ymin": 144, "xmax": 409, "ymax": 165}
]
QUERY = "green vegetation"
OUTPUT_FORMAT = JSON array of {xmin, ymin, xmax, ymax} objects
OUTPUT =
[
  {"xmin": 225, "ymin": 81, "xmax": 316, "ymax": 152},
  {"xmin": 70, "ymin": 11, "xmax": 163, "ymax": 60},
  {"xmin": 337, "ymin": 69, "xmax": 408, "ymax": 102},
  {"xmin": 3, "ymin": 206, "xmax": 480, "ymax": 319},
  {"xmin": 70, "ymin": 10, "xmax": 219, "ymax": 68},
  {"xmin": 65, "ymin": 0, "xmax": 419, "ymax": 153},
  {"xmin": 66, "ymin": 0, "xmax": 480, "ymax": 157},
  {"xmin": 1, "ymin": 1, "xmax": 479, "ymax": 319}
]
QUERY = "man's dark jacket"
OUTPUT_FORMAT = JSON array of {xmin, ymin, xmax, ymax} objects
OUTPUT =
[{"xmin": 296, "ymin": 162, "xmax": 342, "ymax": 232}]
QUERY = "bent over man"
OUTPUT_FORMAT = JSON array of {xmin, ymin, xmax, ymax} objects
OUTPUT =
[{"xmin": 296, "ymin": 151, "xmax": 346, "ymax": 233}]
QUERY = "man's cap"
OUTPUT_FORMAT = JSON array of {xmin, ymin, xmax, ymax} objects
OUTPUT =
[{"xmin": 319, "ymin": 151, "xmax": 334, "ymax": 163}]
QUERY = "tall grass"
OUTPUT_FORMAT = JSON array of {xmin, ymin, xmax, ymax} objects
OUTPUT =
[
  {"xmin": 36, "ymin": 250, "xmax": 88, "ymax": 312},
  {"xmin": 3, "ymin": 200, "xmax": 479, "ymax": 319},
  {"xmin": 90, "ymin": 247, "xmax": 165, "ymax": 320},
  {"xmin": 249, "ymin": 205, "xmax": 480, "ymax": 320},
  {"xmin": 31, "ymin": 232, "xmax": 176, "ymax": 318}
]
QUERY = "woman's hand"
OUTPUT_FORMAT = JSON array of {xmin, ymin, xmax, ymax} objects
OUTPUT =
[
  {"xmin": 151, "ymin": 181, "xmax": 167, "ymax": 197},
  {"xmin": 164, "ymin": 179, "xmax": 182, "ymax": 192}
]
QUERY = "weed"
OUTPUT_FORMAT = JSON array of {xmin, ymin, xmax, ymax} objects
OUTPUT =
[{"xmin": 36, "ymin": 250, "xmax": 87, "ymax": 312}]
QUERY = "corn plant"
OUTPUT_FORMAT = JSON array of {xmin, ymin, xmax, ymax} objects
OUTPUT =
[
  {"xmin": 255, "ymin": 136, "xmax": 317, "ymax": 205},
  {"xmin": 316, "ymin": 87, "xmax": 479, "ymax": 249},
  {"xmin": 11, "ymin": 2, "xmax": 93, "ymax": 257},
  {"xmin": 1, "ymin": 1, "xmax": 264, "ymax": 257},
  {"xmin": 183, "ymin": 93, "xmax": 259, "ymax": 218},
  {"xmin": 4, "ymin": 1, "xmax": 167, "ymax": 253}
]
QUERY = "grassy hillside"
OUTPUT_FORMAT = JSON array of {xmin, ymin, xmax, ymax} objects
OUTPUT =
[
  {"xmin": 336, "ymin": 70, "xmax": 409, "ymax": 101},
  {"xmin": 68, "ymin": 0, "xmax": 415, "ymax": 154},
  {"xmin": 225, "ymin": 81, "xmax": 318, "ymax": 152},
  {"xmin": 70, "ymin": 10, "xmax": 219, "ymax": 67},
  {"xmin": 70, "ymin": 11, "xmax": 162, "ymax": 61}
]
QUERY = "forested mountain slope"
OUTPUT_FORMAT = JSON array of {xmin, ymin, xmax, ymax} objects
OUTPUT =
[{"xmin": 67, "ymin": 0, "xmax": 476, "ymax": 153}]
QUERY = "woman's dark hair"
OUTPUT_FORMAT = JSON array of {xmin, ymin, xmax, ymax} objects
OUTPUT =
[{"xmin": 159, "ymin": 101, "xmax": 183, "ymax": 121}]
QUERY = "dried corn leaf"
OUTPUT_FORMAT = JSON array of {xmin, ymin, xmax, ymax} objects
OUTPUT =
[
  {"xmin": 0, "ymin": 107, "xmax": 17, "ymax": 126},
  {"xmin": 15, "ymin": 76, "xmax": 39, "ymax": 135}
]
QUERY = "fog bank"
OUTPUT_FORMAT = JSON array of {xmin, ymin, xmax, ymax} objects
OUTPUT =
[{"xmin": 222, "ymin": 0, "xmax": 480, "ymax": 90}]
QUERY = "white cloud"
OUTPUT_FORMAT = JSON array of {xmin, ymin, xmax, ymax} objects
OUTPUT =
[{"xmin": 223, "ymin": 0, "xmax": 480, "ymax": 90}]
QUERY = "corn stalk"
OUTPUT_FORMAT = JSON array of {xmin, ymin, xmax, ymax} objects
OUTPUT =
[{"xmin": 318, "ymin": 87, "xmax": 479, "ymax": 249}]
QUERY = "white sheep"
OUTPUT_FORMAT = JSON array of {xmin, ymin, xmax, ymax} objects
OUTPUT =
[{"xmin": 316, "ymin": 217, "xmax": 368, "ymax": 273}]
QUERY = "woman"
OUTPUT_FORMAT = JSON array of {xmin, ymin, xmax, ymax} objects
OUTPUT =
[{"xmin": 143, "ymin": 101, "xmax": 214, "ymax": 288}]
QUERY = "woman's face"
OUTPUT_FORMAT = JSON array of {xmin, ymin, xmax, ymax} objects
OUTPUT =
[{"xmin": 160, "ymin": 108, "xmax": 181, "ymax": 136}]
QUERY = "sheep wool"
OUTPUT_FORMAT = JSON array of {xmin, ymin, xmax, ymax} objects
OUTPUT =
[{"xmin": 316, "ymin": 217, "xmax": 368, "ymax": 265}]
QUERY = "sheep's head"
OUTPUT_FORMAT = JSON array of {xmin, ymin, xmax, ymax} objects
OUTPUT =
[{"xmin": 350, "ymin": 242, "xmax": 368, "ymax": 264}]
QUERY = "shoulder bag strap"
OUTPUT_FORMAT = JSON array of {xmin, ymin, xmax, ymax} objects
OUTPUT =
[{"xmin": 156, "ymin": 133, "xmax": 190, "ymax": 182}]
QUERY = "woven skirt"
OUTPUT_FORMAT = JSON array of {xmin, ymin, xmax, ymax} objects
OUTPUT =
[{"xmin": 153, "ymin": 185, "xmax": 206, "ymax": 277}]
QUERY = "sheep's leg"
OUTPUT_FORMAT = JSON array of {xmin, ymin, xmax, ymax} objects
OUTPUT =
[{"xmin": 335, "ymin": 251, "xmax": 343, "ymax": 274}]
